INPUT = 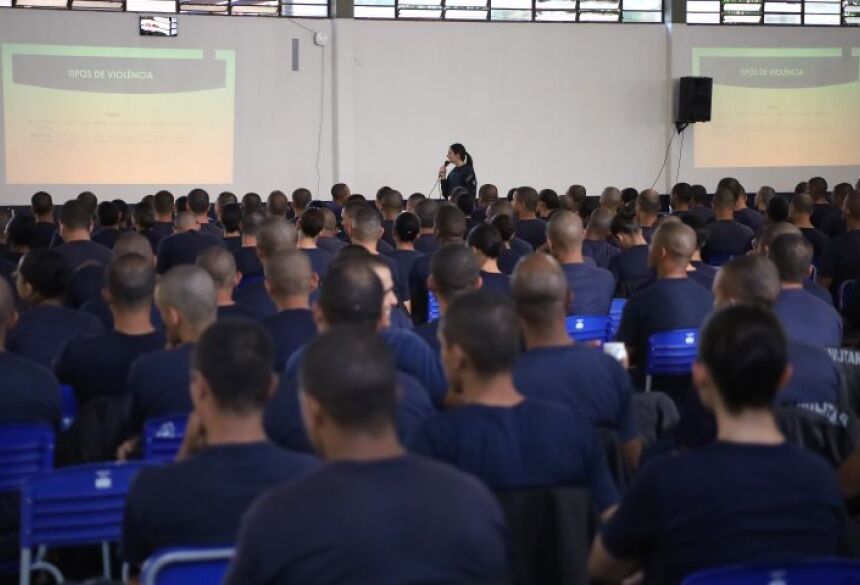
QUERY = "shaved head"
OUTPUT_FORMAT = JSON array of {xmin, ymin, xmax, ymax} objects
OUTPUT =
[
  {"xmin": 155, "ymin": 265, "xmax": 217, "ymax": 328},
  {"xmin": 637, "ymin": 189, "xmax": 661, "ymax": 215},
  {"xmin": 649, "ymin": 221, "xmax": 697, "ymax": 269},
  {"xmin": 174, "ymin": 211, "xmax": 197, "ymax": 231},
  {"xmin": 257, "ymin": 216, "xmax": 297, "ymax": 257},
  {"xmin": 714, "ymin": 255, "xmax": 780, "ymax": 310},
  {"xmin": 196, "ymin": 246, "xmax": 238, "ymax": 289},
  {"xmin": 546, "ymin": 210, "xmax": 584, "ymax": 255},
  {"xmin": 114, "ymin": 231, "xmax": 154, "ymax": 264},
  {"xmin": 586, "ymin": 207, "xmax": 615, "ymax": 237},
  {"xmin": 511, "ymin": 253, "xmax": 568, "ymax": 330},
  {"xmin": 265, "ymin": 250, "xmax": 313, "ymax": 297},
  {"xmin": 754, "ymin": 222, "xmax": 801, "ymax": 256}
]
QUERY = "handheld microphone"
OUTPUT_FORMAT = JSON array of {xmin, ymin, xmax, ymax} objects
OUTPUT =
[{"xmin": 444, "ymin": 160, "xmax": 451, "ymax": 167}]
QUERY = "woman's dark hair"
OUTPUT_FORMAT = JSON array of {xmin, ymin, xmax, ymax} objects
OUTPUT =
[
  {"xmin": 19, "ymin": 249, "xmax": 72, "ymax": 300},
  {"xmin": 490, "ymin": 214, "xmax": 515, "ymax": 243},
  {"xmin": 394, "ymin": 212, "xmax": 420, "ymax": 243},
  {"xmin": 468, "ymin": 223, "xmax": 503, "ymax": 259},
  {"xmin": 621, "ymin": 188, "xmax": 638, "ymax": 204},
  {"xmin": 449, "ymin": 143, "xmax": 474, "ymax": 168}
]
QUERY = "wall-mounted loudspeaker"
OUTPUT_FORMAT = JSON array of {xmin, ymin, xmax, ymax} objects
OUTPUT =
[{"xmin": 676, "ymin": 76, "xmax": 712, "ymax": 130}]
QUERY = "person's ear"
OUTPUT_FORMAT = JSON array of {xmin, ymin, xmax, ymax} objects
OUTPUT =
[
  {"xmin": 165, "ymin": 306, "xmax": 181, "ymax": 330},
  {"xmin": 232, "ymin": 271, "xmax": 242, "ymax": 289},
  {"xmin": 265, "ymin": 373, "xmax": 278, "ymax": 402},
  {"xmin": 309, "ymin": 273, "xmax": 320, "ymax": 293},
  {"xmin": 776, "ymin": 364, "xmax": 794, "ymax": 392},
  {"xmin": 376, "ymin": 227, "xmax": 384, "ymax": 241},
  {"xmin": 692, "ymin": 361, "xmax": 715, "ymax": 411},
  {"xmin": 476, "ymin": 275, "xmax": 484, "ymax": 291},
  {"xmin": 7, "ymin": 309, "xmax": 18, "ymax": 332},
  {"xmin": 312, "ymin": 303, "xmax": 326, "ymax": 330},
  {"xmin": 448, "ymin": 343, "xmax": 468, "ymax": 380},
  {"xmin": 190, "ymin": 370, "xmax": 208, "ymax": 411}
]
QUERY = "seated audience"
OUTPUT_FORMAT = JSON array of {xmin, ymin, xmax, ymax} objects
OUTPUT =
[
  {"xmin": 810, "ymin": 176, "xmax": 839, "ymax": 230},
  {"xmin": 413, "ymin": 198, "xmax": 441, "ymax": 255},
  {"xmin": 669, "ymin": 182, "xmax": 692, "ymax": 217},
  {"xmin": 226, "ymin": 324, "xmax": 508, "ymax": 585},
  {"xmin": 720, "ymin": 177, "xmax": 764, "ymax": 234},
  {"xmin": 609, "ymin": 210, "xmax": 652, "ymax": 297},
  {"xmin": 156, "ymin": 211, "xmax": 225, "ymax": 274},
  {"xmin": 296, "ymin": 207, "xmax": 334, "ymax": 279},
  {"xmin": 755, "ymin": 185, "xmax": 776, "ymax": 213},
  {"xmin": 472, "ymin": 183, "xmax": 498, "ymax": 224},
  {"xmin": 233, "ymin": 210, "xmax": 265, "ymax": 280},
  {"xmin": 393, "ymin": 212, "xmax": 423, "ymax": 289},
  {"xmin": 582, "ymin": 207, "xmax": 620, "ymax": 269},
  {"xmin": 315, "ymin": 206, "xmax": 347, "ymax": 255},
  {"xmin": 487, "ymin": 199, "xmax": 533, "ymax": 258},
  {"xmin": 348, "ymin": 205, "xmax": 407, "ymax": 302},
  {"xmin": 92, "ymin": 201, "xmax": 122, "ymax": 249},
  {"xmin": 220, "ymin": 203, "xmax": 243, "ymax": 252},
  {"xmin": 379, "ymin": 189, "xmax": 403, "ymax": 247},
  {"xmin": 821, "ymin": 182, "xmax": 852, "ymax": 238},
  {"xmin": 234, "ymin": 217, "xmax": 298, "ymax": 317},
  {"xmin": 54, "ymin": 200, "xmax": 112, "ymax": 271},
  {"xmin": 819, "ymin": 187, "xmax": 860, "ymax": 298},
  {"xmin": 636, "ymin": 189, "xmax": 660, "ymax": 243},
  {"xmin": 790, "ymin": 192, "xmax": 828, "ymax": 261},
  {"xmin": 132, "ymin": 201, "xmax": 162, "ymax": 254},
  {"xmin": 766, "ymin": 195, "xmax": 790, "ymax": 225},
  {"xmin": 702, "ymin": 188, "xmax": 755, "ymax": 262},
  {"xmin": 197, "ymin": 247, "xmax": 268, "ymax": 321},
  {"xmin": 151, "ymin": 190, "xmax": 175, "ymax": 240},
  {"xmin": 290, "ymin": 187, "xmax": 312, "ymax": 220},
  {"xmin": 215, "ymin": 191, "xmax": 238, "ymax": 228},
  {"xmin": 512, "ymin": 186, "xmax": 547, "ymax": 249},
  {"xmin": 599, "ymin": 186, "xmax": 623, "ymax": 214},
  {"xmin": 242, "ymin": 192, "xmax": 264, "ymax": 215},
  {"xmin": 590, "ymin": 304, "xmax": 846, "ymax": 585},
  {"xmin": 491, "ymin": 214, "xmax": 528, "ymax": 275},
  {"xmin": 188, "ymin": 188, "xmax": 222, "ymax": 237},
  {"xmin": 468, "ymin": 223, "xmax": 510, "ymax": 295},
  {"xmin": 122, "ymin": 319, "xmax": 318, "ymax": 571},
  {"xmin": 547, "ymin": 210, "xmax": 615, "ymax": 315},
  {"xmin": 536, "ymin": 188, "xmax": 560, "ymax": 219},
  {"xmin": 690, "ymin": 184, "xmax": 715, "ymax": 223},
  {"xmin": 30, "ymin": 191, "xmax": 57, "ymax": 248},
  {"xmin": 680, "ymin": 213, "xmax": 717, "ymax": 291}
]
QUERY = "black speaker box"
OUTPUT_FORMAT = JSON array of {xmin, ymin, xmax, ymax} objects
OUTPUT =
[{"xmin": 676, "ymin": 76, "xmax": 713, "ymax": 125}]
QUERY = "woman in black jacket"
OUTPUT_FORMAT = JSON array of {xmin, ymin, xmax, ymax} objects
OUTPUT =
[{"xmin": 438, "ymin": 143, "xmax": 477, "ymax": 201}]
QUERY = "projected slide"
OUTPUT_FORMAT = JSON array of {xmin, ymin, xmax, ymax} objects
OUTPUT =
[
  {"xmin": 1, "ymin": 44, "xmax": 235, "ymax": 185},
  {"xmin": 692, "ymin": 48, "xmax": 860, "ymax": 169}
]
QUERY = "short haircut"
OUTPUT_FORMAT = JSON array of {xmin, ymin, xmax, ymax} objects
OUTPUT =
[
  {"xmin": 699, "ymin": 305, "xmax": 787, "ymax": 414},
  {"xmin": 442, "ymin": 290, "xmax": 520, "ymax": 377},
  {"xmin": 756, "ymin": 222, "xmax": 800, "ymax": 254},
  {"xmin": 115, "ymin": 231, "xmax": 154, "ymax": 263},
  {"xmin": 217, "ymin": 191, "xmax": 238, "ymax": 209},
  {"xmin": 77, "ymin": 191, "xmax": 98, "ymax": 215},
  {"xmin": 511, "ymin": 253, "xmax": 568, "ymax": 331},
  {"xmin": 321, "ymin": 207, "xmax": 338, "ymax": 232},
  {"xmin": 514, "ymin": 186, "xmax": 540, "ymax": 212},
  {"xmin": 265, "ymin": 250, "xmax": 312, "ymax": 297},
  {"xmin": 479, "ymin": 184, "xmax": 498, "ymax": 205},
  {"xmin": 716, "ymin": 255, "xmax": 780, "ymax": 308},
  {"xmin": 342, "ymin": 200, "xmax": 368, "ymax": 222},
  {"xmin": 133, "ymin": 202, "xmax": 156, "ymax": 230},
  {"xmin": 300, "ymin": 324, "xmax": 396, "ymax": 431},
  {"xmin": 221, "ymin": 203, "xmax": 242, "ymax": 233},
  {"xmin": 299, "ymin": 208, "xmax": 325, "ymax": 238},
  {"xmin": 156, "ymin": 265, "xmax": 217, "ymax": 326},
  {"xmin": 242, "ymin": 192, "xmax": 263, "ymax": 212},
  {"xmin": 154, "ymin": 190, "xmax": 175, "ymax": 215},
  {"xmin": 468, "ymin": 223, "xmax": 503, "ymax": 259},
  {"xmin": 769, "ymin": 233, "xmax": 813, "ymax": 284},
  {"xmin": 671, "ymin": 183, "xmax": 692, "ymax": 205},
  {"xmin": 176, "ymin": 196, "xmax": 188, "ymax": 213},
  {"xmin": 795, "ymin": 182, "xmax": 809, "ymax": 195},
  {"xmin": 331, "ymin": 183, "xmax": 350, "ymax": 202},
  {"xmin": 717, "ymin": 177, "xmax": 745, "ymax": 202},
  {"xmin": 691, "ymin": 184, "xmax": 708, "ymax": 204},
  {"xmin": 600, "ymin": 187, "xmax": 622, "ymax": 210},
  {"xmin": 240, "ymin": 210, "xmax": 265, "ymax": 237},
  {"xmin": 757, "ymin": 186, "xmax": 776, "ymax": 206},
  {"xmin": 652, "ymin": 221, "xmax": 696, "ymax": 265},
  {"xmin": 31, "ymin": 192, "xmax": 53, "ymax": 216},
  {"xmin": 107, "ymin": 254, "xmax": 155, "ymax": 309},
  {"xmin": 766, "ymin": 196, "xmax": 790, "ymax": 223},
  {"xmin": 547, "ymin": 210, "xmax": 584, "ymax": 255},
  {"xmin": 610, "ymin": 209, "xmax": 640, "ymax": 237},
  {"xmin": 713, "ymin": 188, "xmax": 736, "ymax": 211},
  {"xmin": 187, "ymin": 188, "xmax": 210, "ymax": 215},
  {"xmin": 7, "ymin": 215, "xmax": 35, "ymax": 248},
  {"xmin": 0, "ymin": 277, "xmax": 14, "ymax": 330},
  {"xmin": 267, "ymin": 190, "xmax": 288, "ymax": 217},
  {"xmin": 291, "ymin": 188, "xmax": 312, "ymax": 211},
  {"xmin": 435, "ymin": 205, "xmax": 467, "ymax": 240},
  {"xmin": 194, "ymin": 319, "xmax": 275, "ymax": 415},
  {"xmin": 394, "ymin": 212, "xmax": 420, "ymax": 243},
  {"xmin": 380, "ymin": 189, "xmax": 404, "ymax": 213},
  {"xmin": 486, "ymin": 199, "xmax": 514, "ymax": 221},
  {"xmin": 539, "ymin": 189, "xmax": 560, "ymax": 212},
  {"xmin": 791, "ymin": 192, "xmax": 814, "ymax": 216},
  {"xmin": 415, "ymin": 199, "xmax": 440, "ymax": 229},
  {"xmin": 352, "ymin": 205, "xmax": 383, "ymax": 242},
  {"xmin": 257, "ymin": 217, "xmax": 297, "ymax": 256},
  {"xmin": 431, "ymin": 242, "xmax": 479, "ymax": 299},
  {"xmin": 680, "ymin": 213, "xmax": 707, "ymax": 250},
  {"xmin": 566, "ymin": 185, "xmax": 588, "ymax": 206},
  {"xmin": 454, "ymin": 191, "xmax": 476, "ymax": 216},
  {"xmin": 586, "ymin": 207, "xmax": 614, "ymax": 236},
  {"xmin": 845, "ymin": 189, "xmax": 860, "ymax": 220},
  {"xmin": 196, "ymin": 246, "xmax": 237, "ymax": 289},
  {"xmin": 19, "ymin": 249, "xmax": 72, "ymax": 299},
  {"xmin": 808, "ymin": 176, "xmax": 828, "ymax": 199},
  {"xmin": 490, "ymin": 214, "xmax": 515, "ymax": 243},
  {"xmin": 60, "ymin": 200, "xmax": 91, "ymax": 231},
  {"xmin": 834, "ymin": 183, "xmax": 854, "ymax": 207},
  {"xmin": 174, "ymin": 211, "xmax": 197, "ymax": 230},
  {"xmin": 637, "ymin": 189, "xmax": 661, "ymax": 215},
  {"xmin": 97, "ymin": 201, "xmax": 120, "ymax": 227},
  {"xmin": 319, "ymin": 262, "xmax": 383, "ymax": 326},
  {"xmin": 408, "ymin": 192, "xmax": 426, "ymax": 206}
]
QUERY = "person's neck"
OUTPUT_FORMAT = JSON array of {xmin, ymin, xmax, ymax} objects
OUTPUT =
[
  {"xmin": 459, "ymin": 371, "xmax": 524, "ymax": 408},
  {"xmin": 848, "ymin": 219, "xmax": 860, "ymax": 232},
  {"xmin": 36, "ymin": 215, "xmax": 54, "ymax": 224},
  {"xmin": 522, "ymin": 321, "xmax": 573, "ymax": 350},
  {"xmin": 691, "ymin": 250, "xmax": 703, "ymax": 262},
  {"xmin": 383, "ymin": 211, "xmax": 398, "ymax": 221},
  {"xmin": 111, "ymin": 307, "xmax": 155, "ymax": 335},
  {"xmin": 793, "ymin": 215, "xmax": 813, "ymax": 229},
  {"xmin": 658, "ymin": 263, "xmax": 688, "ymax": 279},
  {"xmin": 241, "ymin": 235, "xmax": 257, "ymax": 248},
  {"xmin": 481, "ymin": 257, "xmax": 501, "ymax": 274},
  {"xmin": 555, "ymin": 248, "xmax": 584, "ymax": 264},
  {"xmin": 298, "ymin": 235, "xmax": 317, "ymax": 249},
  {"xmin": 419, "ymin": 228, "xmax": 434, "ymax": 236},
  {"xmin": 716, "ymin": 407, "xmax": 784, "ymax": 445},
  {"xmin": 638, "ymin": 213, "xmax": 657, "ymax": 228},
  {"xmin": 224, "ymin": 230, "xmax": 240, "ymax": 238},
  {"xmin": 356, "ymin": 240, "xmax": 378, "ymax": 255},
  {"xmin": 625, "ymin": 235, "xmax": 647, "ymax": 248},
  {"xmin": 454, "ymin": 160, "xmax": 465, "ymax": 168},
  {"xmin": 674, "ymin": 203, "xmax": 691, "ymax": 212},
  {"xmin": 62, "ymin": 229, "xmax": 90, "ymax": 242},
  {"xmin": 321, "ymin": 427, "xmax": 405, "ymax": 462},
  {"xmin": 736, "ymin": 200, "xmax": 748, "ymax": 210},
  {"xmin": 585, "ymin": 232, "xmax": 606, "ymax": 242},
  {"xmin": 273, "ymin": 294, "xmax": 310, "ymax": 312},
  {"xmin": 715, "ymin": 210, "xmax": 734, "ymax": 221},
  {"xmin": 396, "ymin": 241, "xmax": 415, "ymax": 251},
  {"xmin": 320, "ymin": 230, "xmax": 337, "ymax": 239},
  {"xmin": 101, "ymin": 225, "xmax": 119, "ymax": 232},
  {"xmin": 216, "ymin": 289, "xmax": 235, "ymax": 307},
  {"xmin": 781, "ymin": 281, "xmax": 804, "ymax": 290},
  {"xmin": 518, "ymin": 212, "xmax": 537, "ymax": 221},
  {"xmin": 204, "ymin": 412, "xmax": 268, "ymax": 447},
  {"xmin": 156, "ymin": 214, "xmax": 172, "ymax": 223},
  {"xmin": 195, "ymin": 214, "xmax": 209, "ymax": 225}
]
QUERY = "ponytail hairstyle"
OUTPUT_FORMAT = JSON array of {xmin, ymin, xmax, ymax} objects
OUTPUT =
[
  {"xmin": 450, "ymin": 143, "xmax": 474, "ymax": 168},
  {"xmin": 468, "ymin": 223, "xmax": 503, "ymax": 260}
]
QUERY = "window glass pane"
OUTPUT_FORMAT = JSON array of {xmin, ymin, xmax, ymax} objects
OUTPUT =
[
  {"xmin": 765, "ymin": 2, "xmax": 801, "ymax": 11},
  {"xmin": 398, "ymin": 7, "xmax": 442, "ymax": 15},
  {"xmin": 489, "ymin": 7, "xmax": 531, "ymax": 17},
  {"xmin": 355, "ymin": 4, "xmax": 395, "ymax": 15},
  {"xmin": 579, "ymin": 9, "xmax": 620, "ymax": 18},
  {"xmin": 763, "ymin": 10, "xmax": 800, "ymax": 19},
  {"xmin": 804, "ymin": 11, "xmax": 839, "ymax": 19},
  {"xmin": 805, "ymin": 1, "xmax": 838, "ymax": 11},
  {"xmin": 536, "ymin": 8, "xmax": 577, "ymax": 17},
  {"xmin": 445, "ymin": 7, "xmax": 487, "ymax": 15},
  {"xmin": 624, "ymin": 0, "xmax": 660, "ymax": 9},
  {"xmin": 687, "ymin": 9, "xmax": 721, "ymax": 18},
  {"xmin": 687, "ymin": 0, "xmax": 719, "ymax": 10},
  {"xmin": 537, "ymin": 0, "xmax": 575, "ymax": 8}
]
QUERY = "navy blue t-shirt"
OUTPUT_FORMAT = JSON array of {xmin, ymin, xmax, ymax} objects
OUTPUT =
[
  {"xmin": 381, "ymin": 219, "xmax": 396, "ymax": 248},
  {"xmin": 562, "ymin": 262, "xmax": 615, "ymax": 315},
  {"xmin": 411, "ymin": 399, "xmax": 619, "ymax": 510},
  {"xmin": 199, "ymin": 222, "xmax": 223, "ymax": 238},
  {"xmin": 30, "ymin": 222, "xmax": 57, "ymax": 248},
  {"xmin": 510, "ymin": 236, "xmax": 533, "ymax": 256},
  {"xmin": 80, "ymin": 297, "xmax": 163, "ymax": 332},
  {"xmin": 0, "ymin": 352, "xmax": 61, "ymax": 429},
  {"xmin": 156, "ymin": 230, "xmax": 225, "ymax": 274},
  {"xmin": 641, "ymin": 225, "xmax": 655, "ymax": 244},
  {"xmin": 91, "ymin": 228, "xmax": 121, "ymax": 249},
  {"xmin": 480, "ymin": 271, "xmax": 510, "ymax": 295},
  {"xmin": 703, "ymin": 220, "xmax": 754, "ymax": 260},
  {"xmin": 217, "ymin": 303, "xmax": 269, "ymax": 321},
  {"xmin": 602, "ymin": 441, "xmax": 845, "ymax": 585},
  {"xmin": 513, "ymin": 345, "xmax": 637, "ymax": 441},
  {"xmin": 414, "ymin": 233, "xmax": 439, "ymax": 255},
  {"xmin": 223, "ymin": 454, "xmax": 509, "ymax": 585},
  {"xmin": 734, "ymin": 208, "xmax": 765, "ymax": 234},
  {"xmin": 409, "ymin": 252, "xmax": 434, "ymax": 325},
  {"xmin": 583, "ymin": 239, "xmax": 620, "ymax": 270},
  {"xmin": 68, "ymin": 263, "xmax": 106, "ymax": 309},
  {"xmin": 691, "ymin": 206, "xmax": 715, "ymax": 223},
  {"xmin": 150, "ymin": 221, "xmax": 174, "ymax": 241},
  {"xmin": 316, "ymin": 236, "xmax": 348, "ymax": 256},
  {"xmin": 301, "ymin": 247, "xmax": 333, "ymax": 279},
  {"xmin": 138, "ymin": 228, "xmax": 164, "ymax": 255},
  {"xmin": 261, "ymin": 308, "xmax": 317, "ymax": 372},
  {"xmin": 394, "ymin": 249, "xmax": 423, "ymax": 292},
  {"xmin": 233, "ymin": 281, "xmax": 277, "ymax": 318},
  {"xmin": 233, "ymin": 246, "xmax": 264, "ymax": 280},
  {"xmin": 774, "ymin": 289, "xmax": 842, "ymax": 348},
  {"xmin": 820, "ymin": 230, "xmax": 860, "ymax": 295},
  {"xmin": 414, "ymin": 319, "xmax": 440, "ymax": 355},
  {"xmin": 55, "ymin": 240, "xmax": 113, "ymax": 271},
  {"xmin": 822, "ymin": 213, "xmax": 846, "ymax": 239},
  {"xmin": 498, "ymin": 245, "xmax": 528, "ymax": 275},
  {"xmin": 125, "ymin": 343, "xmax": 194, "ymax": 435},
  {"xmin": 123, "ymin": 442, "xmax": 319, "ymax": 567},
  {"xmin": 780, "ymin": 339, "xmax": 842, "ymax": 407},
  {"xmin": 688, "ymin": 260, "xmax": 717, "ymax": 292},
  {"xmin": 55, "ymin": 329, "xmax": 165, "ymax": 403},
  {"xmin": 608, "ymin": 245, "xmax": 653, "ymax": 297},
  {"xmin": 7, "ymin": 305, "xmax": 104, "ymax": 369},
  {"xmin": 222, "ymin": 235, "xmax": 242, "ymax": 253},
  {"xmin": 514, "ymin": 218, "xmax": 547, "ymax": 249},
  {"xmin": 377, "ymin": 252, "xmax": 409, "ymax": 302},
  {"xmin": 811, "ymin": 203, "xmax": 841, "ymax": 231},
  {"xmin": 805, "ymin": 280, "xmax": 834, "ymax": 306},
  {"xmin": 800, "ymin": 227, "xmax": 829, "ymax": 260}
]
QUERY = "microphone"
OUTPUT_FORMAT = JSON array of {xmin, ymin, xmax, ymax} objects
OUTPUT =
[{"xmin": 443, "ymin": 160, "xmax": 451, "ymax": 167}]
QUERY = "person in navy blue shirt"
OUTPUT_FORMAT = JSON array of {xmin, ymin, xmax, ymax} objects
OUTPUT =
[
  {"xmin": 669, "ymin": 182, "xmax": 693, "ymax": 217},
  {"xmin": 636, "ymin": 189, "xmax": 660, "ymax": 243},
  {"xmin": 590, "ymin": 305, "xmax": 846, "ymax": 585},
  {"xmin": 468, "ymin": 223, "xmax": 510, "ymax": 295},
  {"xmin": 729, "ymin": 185, "xmax": 765, "ymax": 236},
  {"xmin": 226, "ymin": 324, "xmax": 507, "ymax": 585},
  {"xmin": 121, "ymin": 265, "xmax": 216, "ymax": 459},
  {"xmin": 187, "ymin": 188, "xmax": 222, "ymax": 238},
  {"xmin": 409, "ymin": 205, "xmax": 468, "ymax": 325},
  {"xmin": 261, "ymin": 250, "xmax": 317, "ymax": 372},
  {"xmin": 609, "ymin": 210, "xmax": 653, "ymax": 297},
  {"xmin": 296, "ymin": 207, "xmax": 333, "ymax": 280},
  {"xmin": 690, "ymin": 184, "xmax": 716, "ymax": 223},
  {"xmin": 410, "ymin": 290, "xmax": 619, "ymax": 511},
  {"xmin": 315, "ymin": 207, "xmax": 348, "ymax": 256},
  {"xmin": 790, "ymin": 193, "xmax": 829, "ymax": 261},
  {"xmin": 195, "ymin": 246, "xmax": 267, "ymax": 321},
  {"xmin": 232, "ymin": 210, "xmax": 265, "ymax": 283},
  {"xmin": 7, "ymin": 249, "xmax": 104, "ymax": 368},
  {"xmin": 678, "ymin": 214, "xmax": 717, "ymax": 291},
  {"xmin": 131, "ymin": 201, "xmax": 163, "ymax": 254},
  {"xmin": 233, "ymin": 217, "xmax": 297, "ymax": 318},
  {"xmin": 809, "ymin": 176, "xmax": 840, "ymax": 230},
  {"xmin": 703, "ymin": 188, "xmax": 755, "ymax": 262},
  {"xmin": 393, "ymin": 211, "xmax": 424, "ymax": 297},
  {"xmin": 511, "ymin": 253, "xmax": 641, "ymax": 467},
  {"xmin": 54, "ymin": 200, "xmax": 113, "ymax": 271},
  {"xmin": 123, "ymin": 319, "xmax": 319, "ymax": 571},
  {"xmin": 155, "ymin": 211, "xmax": 225, "ymax": 274},
  {"xmin": 412, "ymin": 198, "xmax": 441, "ymax": 255},
  {"xmin": 821, "ymin": 182, "xmax": 852, "ymax": 239},
  {"xmin": 819, "ymin": 188, "xmax": 860, "ymax": 299},
  {"xmin": 512, "ymin": 186, "xmax": 548, "ymax": 249},
  {"xmin": 616, "ymin": 221, "xmax": 713, "ymax": 390},
  {"xmin": 150, "ymin": 190, "xmax": 175, "ymax": 241},
  {"xmin": 91, "ymin": 201, "xmax": 122, "ymax": 249},
  {"xmin": 582, "ymin": 207, "xmax": 620, "ymax": 269},
  {"xmin": 415, "ymin": 243, "xmax": 481, "ymax": 354},
  {"xmin": 3, "ymin": 214, "xmax": 34, "ymax": 266},
  {"xmin": 219, "ymin": 202, "xmax": 243, "ymax": 252},
  {"xmin": 348, "ymin": 205, "xmax": 408, "ymax": 303},
  {"xmin": 547, "ymin": 210, "xmax": 615, "ymax": 315},
  {"xmin": 490, "ymin": 213, "xmax": 531, "ymax": 275},
  {"xmin": 379, "ymin": 188, "xmax": 403, "ymax": 248},
  {"xmin": 30, "ymin": 191, "xmax": 58, "ymax": 249},
  {"xmin": 769, "ymin": 233, "xmax": 842, "ymax": 347}
]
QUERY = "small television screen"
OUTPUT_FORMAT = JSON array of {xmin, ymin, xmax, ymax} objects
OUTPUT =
[{"xmin": 140, "ymin": 15, "xmax": 178, "ymax": 37}]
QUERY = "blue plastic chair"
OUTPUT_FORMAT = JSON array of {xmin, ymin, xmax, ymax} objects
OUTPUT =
[
  {"xmin": 141, "ymin": 546, "xmax": 235, "ymax": 585},
  {"xmin": 707, "ymin": 254, "xmax": 734, "ymax": 268},
  {"xmin": 0, "ymin": 425, "xmax": 54, "ymax": 493},
  {"xmin": 565, "ymin": 315, "xmax": 610, "ymax": 343},
  {"xmin": 143, "ymin": 415, "xmax": 188, "ymax": 463},
  {"xmin": 839, "ymin": 279, "xmax": 857, "ymax": 312},
  {"xmin": 645, "ymin": 328, "xmax": 698, "ymax": 392},
  {"xmin": 428, "ymin": 292, "xmax": 441, "ymax": 321},
  {"xmin": 19, "ymin": 461, "xmax": 152, "ymax": 585},
  {"xmin": 682, "ymin": 559, "xmax": 860, "ymax": 584},
  {"xmin": 607, "ymin": 298, "xmax": 626, "ymax": 340},
  {"xmin": 59, "ymin": 385, "xmax": 77, "ymax": 432}
]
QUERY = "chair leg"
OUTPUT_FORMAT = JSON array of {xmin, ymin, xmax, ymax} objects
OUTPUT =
[
  {"xmin": 102, "ymin": 542, "xmax": 112, "ymax": 579},
  {"xmin": 645, "ymin": 376, "xmax": 652, "ymax": 393},
  {"xmin": 19, "ymin": 549, "xmax": 30, "ymax": 585}
]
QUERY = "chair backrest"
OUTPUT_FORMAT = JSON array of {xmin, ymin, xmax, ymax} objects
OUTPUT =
[
  {"xmin": 840, "ymin": 280, "xmax": 857, "ymax": 312},
  {"xmin": 0, "ymin": 425, "xmax": 54, "ymax": 493},
  {"xmin": 707, "ymin": 254, "xmax": 734, "ymax": 268},
  {"xmin": 143, "ymin": 415, "xmax": 188, "ymax": 463},
  {"xmin": 141, "ymin": 546, "xmax": 234, "ymax": 585},
  {"xmin": 428, "ymin": 292, "xmax": 441, "ymax": 321},
  {"xmin": 20, "ymin": 461, "xmax": 152, "ymax": 549},
  {"xmin": 682, "ymin": 558, "xmax": 860, "ymax": 584},
  {"xmin": 60, "ymin": 385, "xmax": 77, "ymax": 431},
  {"xmin": 646, "ymin": 328, "xmax": 698, "ymax": 376},
  {"xmin": 565, "ymin": 315, "xmax": 609, "ymax": 343},
  {"xmin": 608, "ymin": 298, "xmax": 626, "ymax": 339}
]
